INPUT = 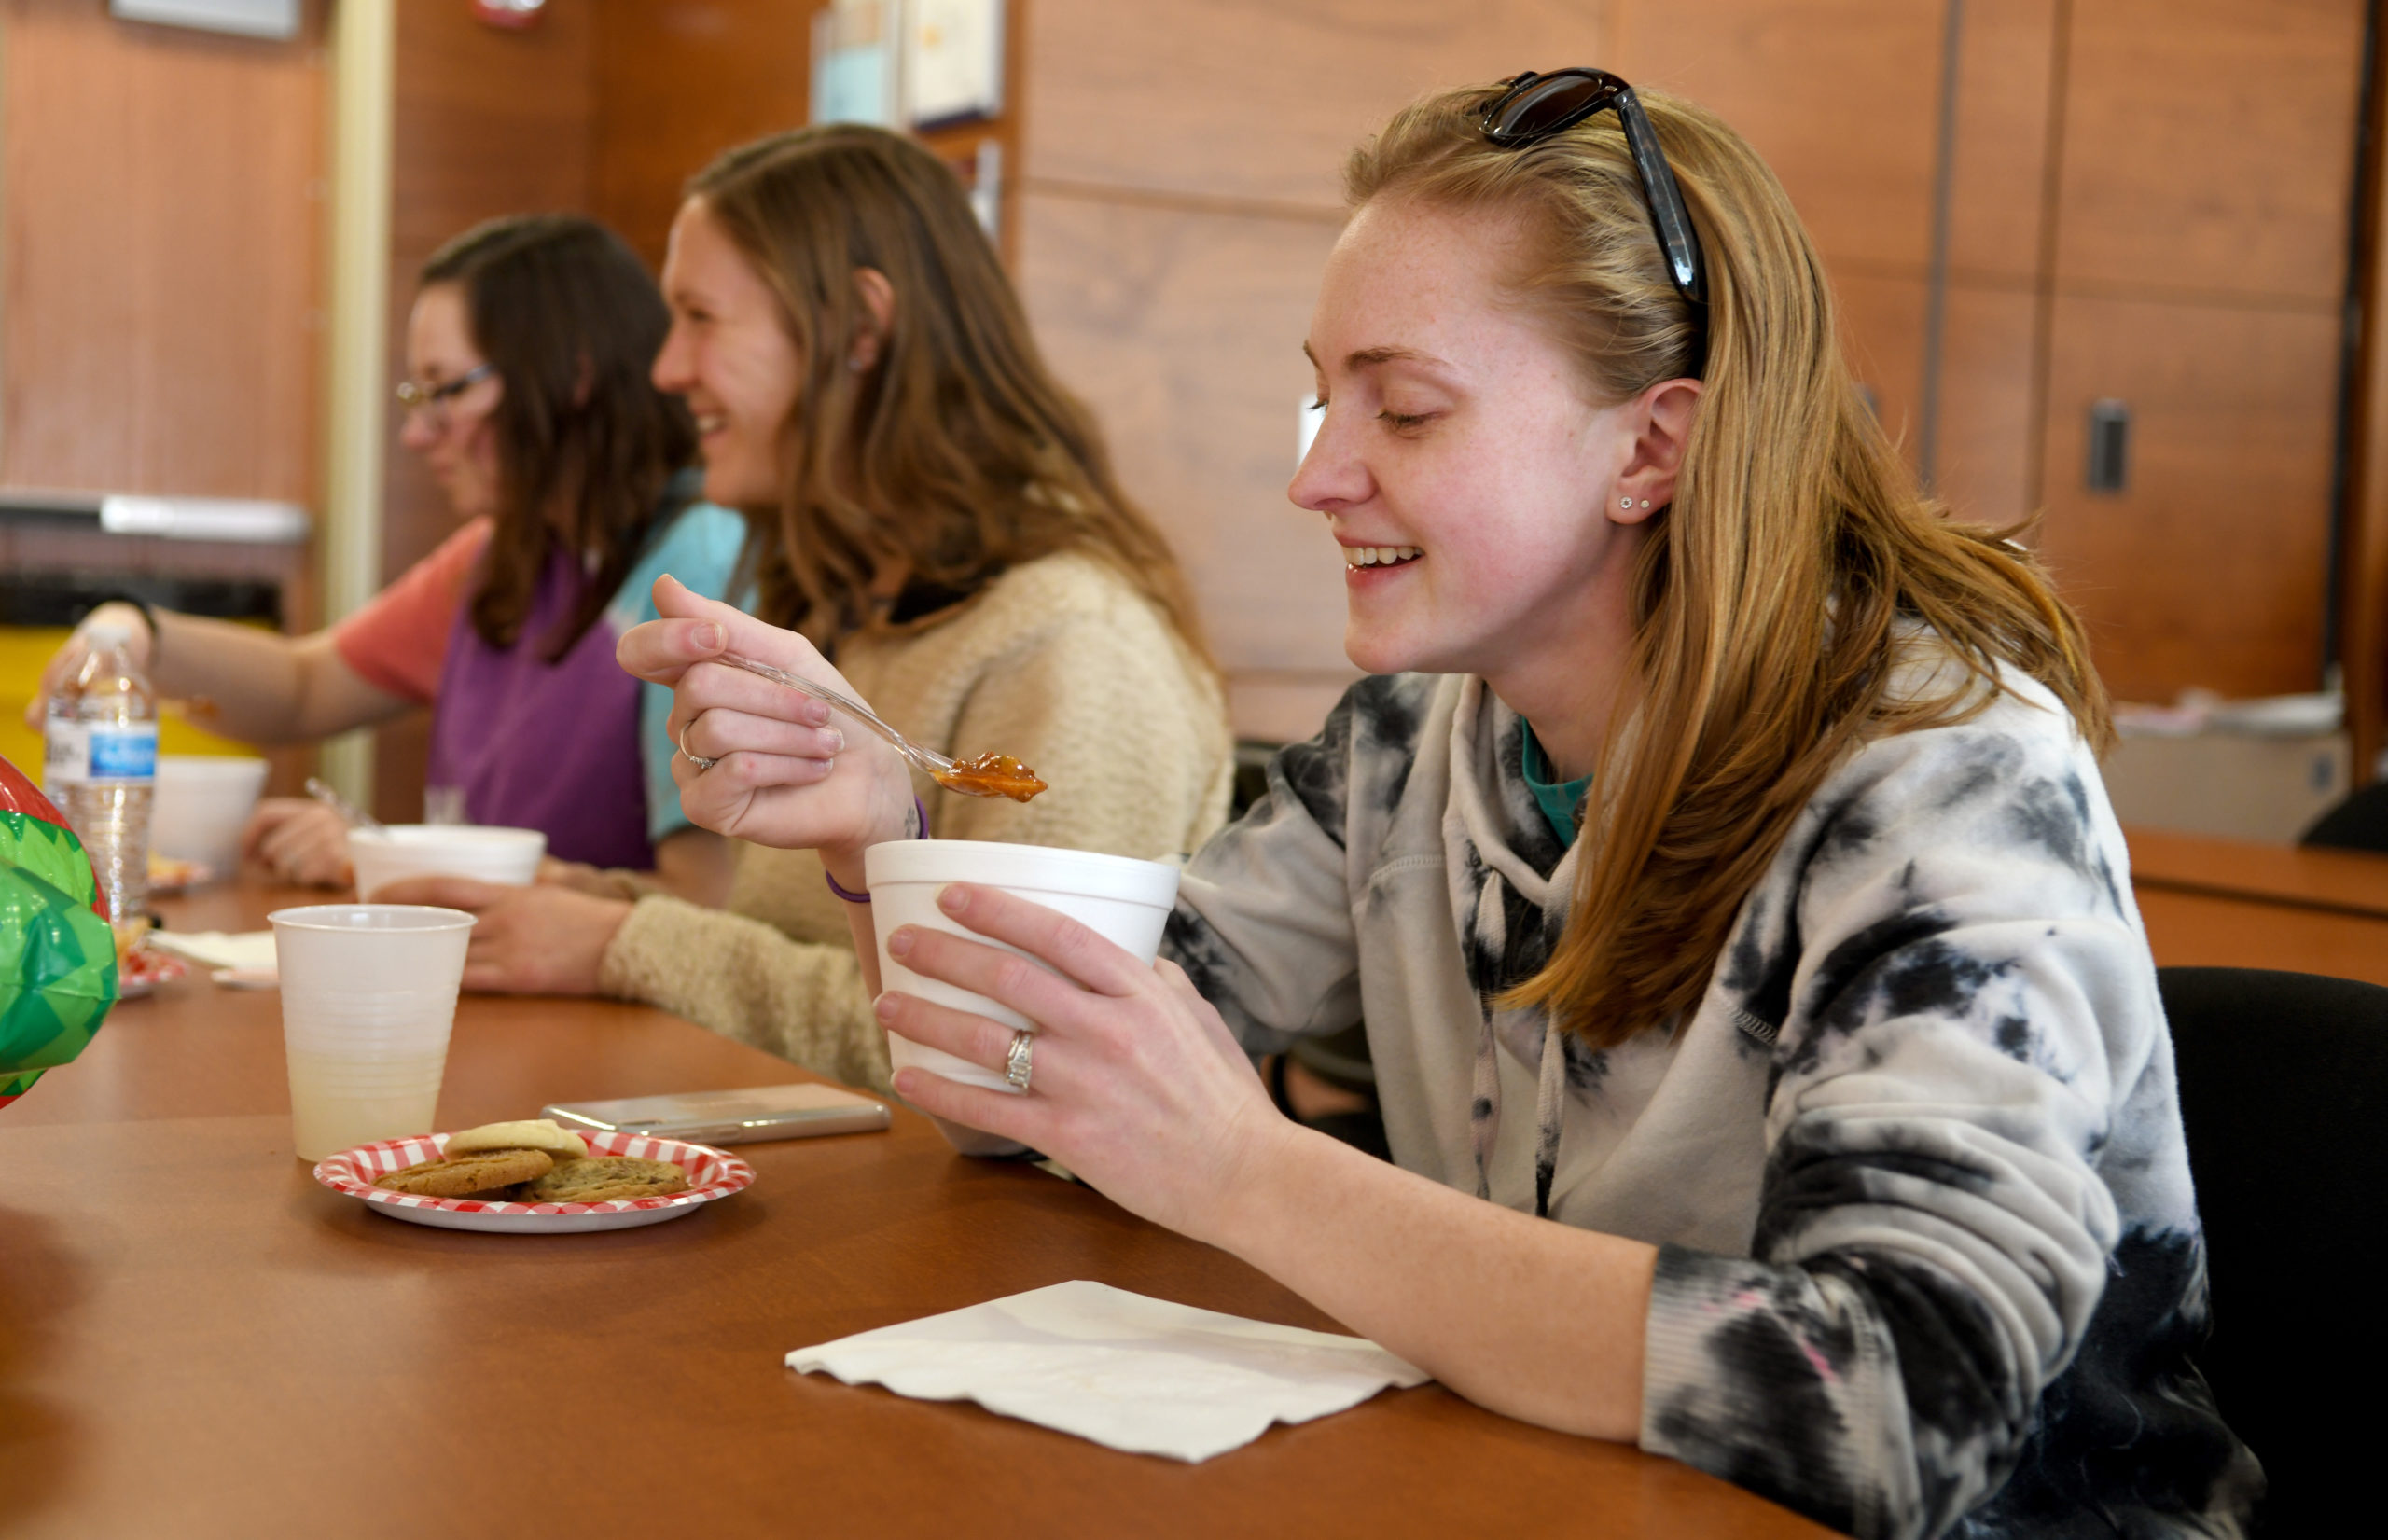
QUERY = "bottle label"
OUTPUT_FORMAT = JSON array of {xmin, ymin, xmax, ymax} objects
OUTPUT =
[
  {"xmin": 49, "ymin": 723, "xmax": 158, "ymax": 785},
  {"xmin": 89, "ymin": 724, "xmax": 158, "ymax": 782},
  {"xmin": 44, "ymin": 721, "xmax": 91, "ymax": 787}
]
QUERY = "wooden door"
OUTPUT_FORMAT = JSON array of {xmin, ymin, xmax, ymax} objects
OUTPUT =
[
  {"xmin": 2033, "ymin": 0, "xmax": 2365, "ymax": 701},
  {"xmin": 2036, "ymin": 296, "xmax": 2343, "ymax": 701}
]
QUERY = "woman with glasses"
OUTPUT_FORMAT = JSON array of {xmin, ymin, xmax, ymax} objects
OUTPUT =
[
  {"xmin": 627, "ymin": 77, "xmax": 2256, "ymax": 1537},
  {"xmin": 32, "ymin": 215, "xmax": 744, "ymax": 899}
]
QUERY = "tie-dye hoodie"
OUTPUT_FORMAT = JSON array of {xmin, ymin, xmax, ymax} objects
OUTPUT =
[{"xmin": 1164, "ymin": 659, "xmax": 2260, "ymax": 1539}]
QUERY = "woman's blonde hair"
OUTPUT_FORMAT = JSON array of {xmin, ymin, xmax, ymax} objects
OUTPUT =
[
  {"xmin": 689, "ymin": 126, "xmax": 1209, "ymax": 663},
  {"xmin": 1347, "ymin": 85, "xmax": 2110, "ymax": 1049}
]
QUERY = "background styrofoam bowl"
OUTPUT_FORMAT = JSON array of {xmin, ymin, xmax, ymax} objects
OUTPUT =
[
  {"xmin": 152, "ymin": 755, "xmax": 271, "ymax": 879},
  {"xmin": 865, "ymin": 839, "xmax": 1180, "ymax": 1095},
  {"xmin": 347, "ymin": 825, "xmax": 546, "ymax": 899}
]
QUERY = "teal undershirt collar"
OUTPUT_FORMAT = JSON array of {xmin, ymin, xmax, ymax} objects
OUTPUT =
[{"xmin": 1520, "ymin": 723, "xmax": 1592, "ymax": 849}]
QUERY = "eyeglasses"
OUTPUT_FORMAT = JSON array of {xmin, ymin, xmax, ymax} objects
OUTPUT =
[
  {"xmin": 394, "ymin": 363, "xmax": 495, "ymax": 423},
  {"xmin": 1478, "ymin": 69, "xmax": 1708, "ymax": 350}
]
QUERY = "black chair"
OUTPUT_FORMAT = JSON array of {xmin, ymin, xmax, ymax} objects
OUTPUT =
[
  {"xmin": 2298, "ymin": 779, "xmax": 2388, "ymax": 852},
  {"xmin": 2157, "ymin": 966, "xmax": 2388, "ymax": 1536}
]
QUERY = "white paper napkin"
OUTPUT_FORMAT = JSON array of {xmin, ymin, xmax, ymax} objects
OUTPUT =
[
  {"xmin": 786, "ymin": 1280, "xmax": 1431, "ymax": 1462},
  {"xmin": 146, "ymin": 930, "xmax": 278, "ymax": 976}
]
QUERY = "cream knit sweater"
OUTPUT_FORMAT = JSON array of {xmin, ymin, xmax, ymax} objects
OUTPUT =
[{"xmin": 597, "ymin": 551, "xmax": 1234, "ymax": 1091}]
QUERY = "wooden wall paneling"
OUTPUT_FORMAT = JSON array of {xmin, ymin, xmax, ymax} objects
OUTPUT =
[
  {"xmin": 1614, "ymin": 0, "xmax": 1945, "ymax": 273},
  {"xmin": 2339, "ymin": 0, "xmax": 2388, "ymax": 785},
  {"xmin": 0, "ymin": 0, "xmax": 326, "ymax": 502},
  {"xmin": 387, "ymin": 0, "xmax": 595, "ymax": 582},
  {"xmin": 1015, "ymin": 189, "xmax": 1354, "ymax": 738},
  {"xmin": 1939, "ymin": 0, "xmax": 2057, "ymax": 284},
  {"xmin": 1614, "ymin": 0, "xmax": 1950, "ymax": 498},
  {"xmin": 1926, "ymin": 0, "xmax": 2054, "ymax": 527},
  {"xmin": 2034, "ymin": 295, "xmax": 2341, "ymax": 701},
  {"xmin": 1931, "ymin": 284, "xmax": 2038, "ymax": 528},
  {"xmin": 590, "ymin": 0, "xmax": 815, "ymax": 273},
  {"xmin": 2055, "ymin": 0, "xmax": 2365, "ymax": 303},
  {"xmin": 1831, "ymin": 271, "xmax": 1926, "ymax": 455},
  {"xmin": 1020, "ymin": 0, "xmax": 1608, "ymax": 214},
  {"xmin": 376, "ymin": 0, "xmax": 596, "ymax": 824}
]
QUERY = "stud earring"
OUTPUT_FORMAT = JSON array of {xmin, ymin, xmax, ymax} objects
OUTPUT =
[
  {"xmin": 1639, "ymin": 499, "xmax": 1651, "ymax": 509},
  {"xmin": 1619, "ymin": 497, "xmax": 1631, "ymax": 509}
]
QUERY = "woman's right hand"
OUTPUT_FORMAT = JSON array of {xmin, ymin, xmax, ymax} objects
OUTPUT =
[
  {"xmin": 616, "ymin": 576, "xmax": 917, "ymax": 883},
  {"xmin": 242, "ymin": 798, "xmax": 354, "ymax": 888},
  {"xmin": 21, "ymin": 603, "xmax": 155, "ymax": 729}
]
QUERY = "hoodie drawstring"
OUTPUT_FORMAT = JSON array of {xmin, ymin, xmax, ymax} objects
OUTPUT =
[{"xmin": 1465, "ymin": 867, "xmax": 1569, "ymax": 1219}]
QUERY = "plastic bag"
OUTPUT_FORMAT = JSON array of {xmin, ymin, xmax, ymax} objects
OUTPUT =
[{"xmin": 0, "ymin": 752, "xmax": 117, "ymax": 1109}]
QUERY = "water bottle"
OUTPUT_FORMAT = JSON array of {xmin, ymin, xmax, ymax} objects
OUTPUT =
[{"xmin": 43, "ymin": 623, "xmax": 159, "ymax": 928}]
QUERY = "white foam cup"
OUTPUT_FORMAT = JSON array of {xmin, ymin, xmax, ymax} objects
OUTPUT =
[
  {"xmin": 270, "ymin": 905, "xmax": 476, "ymax": 1160},
  {"xmin": 151, "ymin": 756, "xmax": 270, "ymax": 880},
  {"xmin": 346, "ymin": 824, "xmax": 546, "ymax": 899},
  {"xmin": 865, "ymin": 839, "xmax": 1182, "ymax": 1095}
]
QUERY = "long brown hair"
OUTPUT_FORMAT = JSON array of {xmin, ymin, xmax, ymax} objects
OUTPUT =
[
  {"xmin": 422, "ymin": 215, "xmax": 698, "ymax": 660},
  {"xmin": 1347, "ymin": 86, "xmax": 2111, "ymax": 1049},
  {"xmin": 687, "ymin": 125, "xmax": 1208, "ymax": 660}
]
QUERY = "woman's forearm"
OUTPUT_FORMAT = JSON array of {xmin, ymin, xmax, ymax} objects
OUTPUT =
[
  {"xmin": 1208, "ymin": 1124, "xmax": 1657, "ymax": 1443},
  {"xmin": 151, "ymin": 612, "xmax": 406, "ymax": 743}
]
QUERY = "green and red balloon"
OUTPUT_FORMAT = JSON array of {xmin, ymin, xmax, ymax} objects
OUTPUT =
[{"xmin": 0, "ymin": 754, "xmax": 117, "ymax": 1109}]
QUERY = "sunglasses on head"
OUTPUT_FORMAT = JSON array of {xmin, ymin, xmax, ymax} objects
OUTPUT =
[{"xmin": 1478, "ymin": 69, "xmax": 1708, "ymax": 356}]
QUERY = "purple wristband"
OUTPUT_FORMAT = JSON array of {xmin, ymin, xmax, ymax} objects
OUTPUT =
[{"xmin": 824, "ymin": 797, "xmax": 930, "ymax": 904}]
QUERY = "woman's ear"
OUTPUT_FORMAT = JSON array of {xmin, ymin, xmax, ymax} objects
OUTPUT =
[
  {"xmin": 850, "ymin": 268, "xmax": 896, "ymax": 371},
  {"xmin": 1612, "ymin": 377, "xmax": 1703, "ymax": 520}
]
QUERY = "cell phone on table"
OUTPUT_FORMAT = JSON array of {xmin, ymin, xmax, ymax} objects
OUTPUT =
[{"xmin": 541, "ymin": 1084, "xmax": 891, "ymax": 1145}]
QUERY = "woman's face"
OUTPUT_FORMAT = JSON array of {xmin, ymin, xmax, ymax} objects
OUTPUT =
[
  {"xmin": 1292, "ymin": 198, "xmax": 1666, "ymax": 689},
  {"xmin": 654, "ymin": 198, "xmax": 802, "ymax": 512},
  {"xmin": 399, "ymin": 283, "xmax": 505, "ymax": 521}
]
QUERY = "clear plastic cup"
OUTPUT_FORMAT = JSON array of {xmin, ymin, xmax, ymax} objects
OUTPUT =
[
  {"xmin": 865, "ymin": 840, "xmax": 1181, "ymax": 1095},
  {"xmin": 346, "ymin": 825, "xmax": 545, "ymax": 899},
  {"xmin": 269, "ymin": 905, "xmax": 476, "ymax": 1159}
]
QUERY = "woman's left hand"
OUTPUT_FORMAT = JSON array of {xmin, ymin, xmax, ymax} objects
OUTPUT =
[
  {"xmin": 370, "ymin": 875, "xmax": 631, "ymax": 996},
  {"xmin": 876, "ymin": 882, "xmax": 1298, "ymax": 1241}
]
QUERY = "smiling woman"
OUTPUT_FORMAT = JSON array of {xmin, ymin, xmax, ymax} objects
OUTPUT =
[
  {"xmin": 626, "ymin": 76, "xmax": 2260, "ymax": 1540},
  {"xmin": 563, "ymin": 125, "xmax": 1233, "ymax": 1090}
]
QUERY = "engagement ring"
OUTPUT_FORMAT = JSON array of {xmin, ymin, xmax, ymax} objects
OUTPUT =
[{"xmin": 678, "ymin": 723, "xmax": 717, "ymax": 772}]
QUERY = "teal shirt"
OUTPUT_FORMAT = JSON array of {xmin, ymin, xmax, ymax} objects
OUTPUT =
[
  {"xmin": 605, "ymin": 498, "xmax": 748, "ymax": 844},
  {"xmin": 1520, "ymin": 724, "xmax": 1592, "ymax": 848}
]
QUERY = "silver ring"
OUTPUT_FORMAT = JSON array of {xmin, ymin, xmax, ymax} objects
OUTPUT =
[
  {"xmin": 677, "ymin": 721, "xmax": 717, "ymax": 772},
  {"xmin": 1004, "ymin": 1029, "xmax": 1034, "ymax": 1092}
]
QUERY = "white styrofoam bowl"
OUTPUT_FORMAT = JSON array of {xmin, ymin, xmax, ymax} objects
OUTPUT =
[
  {"xmin": 152, "ymin": 756, "xmax": 271, "ymax": 879},
  {"xmin": 346, "ymin": 824, "xmax": 546, "ymax": 900},
  {"xmin": 865, "ymin": 839, "xmax": 1180, "ymax": 1095}
]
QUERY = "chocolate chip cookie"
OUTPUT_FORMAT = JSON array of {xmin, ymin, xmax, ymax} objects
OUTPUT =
[
  {"xmin": 521, "ymin": 1156, "xmax": 688, "ymax": 1203},
  {"xmin": 374, "ymin": 1146, "xmax": 554, "ymax": 1198}
]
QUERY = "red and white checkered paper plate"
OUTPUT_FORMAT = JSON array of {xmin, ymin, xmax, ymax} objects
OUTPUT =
[{"xmin": 313, "ymin": 1129, "xmax": 756, "ymax": 1234}]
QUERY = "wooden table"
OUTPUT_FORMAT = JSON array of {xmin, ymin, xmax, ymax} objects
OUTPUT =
[
  {"xmin": 0, "ymin": 881, "xmax": 1826, "ymax": 1539},
  {"xmin": 2127, "ymin": 826, "xmax": 2388, "ymax": 986}
]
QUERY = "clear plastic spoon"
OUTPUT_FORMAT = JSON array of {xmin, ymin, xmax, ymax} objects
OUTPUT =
[{"xmin": 715, "ymin": 651, "xmax": 1046, "ymax": 802}]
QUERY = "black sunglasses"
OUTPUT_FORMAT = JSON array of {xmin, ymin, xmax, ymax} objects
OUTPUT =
[{"xmin": 1479, "ymin": 69, "xmax": 1709, "ymax": 344}]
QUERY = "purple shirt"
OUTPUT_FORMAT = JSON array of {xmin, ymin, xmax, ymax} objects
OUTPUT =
[{"xmin": 426, "ymin": 548, "xmax": 652, "ymax": 869}]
